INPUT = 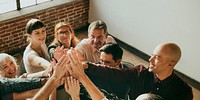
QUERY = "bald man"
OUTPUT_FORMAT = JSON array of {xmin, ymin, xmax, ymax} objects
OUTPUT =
[{"xmin": 67, "ymin": 43, "xmax": 193, "ymax": 100}]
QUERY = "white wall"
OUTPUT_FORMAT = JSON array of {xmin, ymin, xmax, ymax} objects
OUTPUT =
[{"xmin": 89, "ymin": 0, "xmax": 200, "ymax": 82}]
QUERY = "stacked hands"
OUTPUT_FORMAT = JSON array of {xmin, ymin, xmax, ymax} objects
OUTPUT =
[
  {"xmin": 52, "ymin": 46, "xmax": 86, "ymax": 95},
  {"xmin": 32, "ymin": 46, "xmax": 105, "ymax": 100}
]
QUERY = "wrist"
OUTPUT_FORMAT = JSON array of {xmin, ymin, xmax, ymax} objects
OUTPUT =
[
  {"xmin": 40, "ymin": 78, "xmax": 48, "ymax": 85},
  {"xmin": 24, "ymin": 73, "xmax": 29, "ymax": 78},
  {"xmin": 78, "ymin": 74, "xmax": 88, "ymax": 84},
  {"xmin": 71, "ymin": 96, "xmax": 80, "ymax": 100}
]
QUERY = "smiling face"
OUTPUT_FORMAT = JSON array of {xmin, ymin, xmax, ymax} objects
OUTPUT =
[
  {"xmin": 100, "ymin": 52, "xmax": 118, "ymax": 67},
  {"xmin": 28, "ymin": 27, "xmax": 46, "ymax": 44},
  {"xmin": 88, "ymin": 28, "xmax": 108, "ymax": 50},
  {"xmin": 148, "ymin": 45, "xmax": 171, "ymax": 74},
  {"xmin": 0, "ymin": 58, "xmax": 17, "ymax": 78},
  {"xmin": 148, "ymin": 43, "xmax": 181, "ymax": 75}
]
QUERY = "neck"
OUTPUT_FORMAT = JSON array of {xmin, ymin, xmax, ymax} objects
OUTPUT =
[
  {"xmin": 31, "ymin": 42, "xmax": 41, "ymax": 50},
  {"xmin": 155, "ymin": 70, "xmax": 173, "ymax": 80},
  {"xmin": 30, "ymin": 42, "xmax": 44, "ymax": 57}
]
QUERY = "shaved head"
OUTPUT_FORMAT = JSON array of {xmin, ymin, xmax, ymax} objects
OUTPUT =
[{"xmin": 156, "ymin": 43, "xmax": 181, "ymax": 63}]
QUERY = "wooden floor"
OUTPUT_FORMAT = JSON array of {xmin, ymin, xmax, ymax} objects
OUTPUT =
[{"xmin": 13, "ymin": 32, "xmax": 200, "ymax": 100}]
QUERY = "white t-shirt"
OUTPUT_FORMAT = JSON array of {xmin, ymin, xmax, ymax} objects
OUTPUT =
[{"xmin": 23, "ymin": 43, "xmax": 50, "ymax": 73}]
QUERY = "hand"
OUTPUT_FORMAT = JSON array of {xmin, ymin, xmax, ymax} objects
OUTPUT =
[
  {"xmin": 65, "ymin": 76, "xmax": 80, "ymax": 99},
  {"xmin": 47, "ymin": 59, "xmax": 56, "ymax": 77},
  {"xmin": 52, "ymin": 54, "xmax": 68, "ymax": 79},
  {"xmin": 54, "ymin": 46, "xmax": 65, "ymax": 61},
  {"xmin": 66, "ymin": 48, "xmax": 86, "ymax": 80},
  {"xmin": 42, "ymin": 59, "xmax": 56, "ymax": 77},
  {"xmin": 19, "ymin": 73, "xmax": 28, "ymax": 78},
  {"xmin": 74, "ymin": 49, "xmax": 85, "ymax": 62}
]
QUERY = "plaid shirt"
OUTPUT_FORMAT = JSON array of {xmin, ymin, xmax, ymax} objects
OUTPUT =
[{"xmin": 0, "ymin": 78, "xmax": 42, "ymax": 98}]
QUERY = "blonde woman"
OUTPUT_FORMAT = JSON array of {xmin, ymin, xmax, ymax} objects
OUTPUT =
[
  {"xmin": 48, "ymin": 22, "xmax": 79, "ymax": 60},
  {"xmin": 0, "ymin": 53, "xmax": 43, "ymax": 99},
  {"xmin": 23, "ymin": 19, "xmax": 51, "ymax": 74}
]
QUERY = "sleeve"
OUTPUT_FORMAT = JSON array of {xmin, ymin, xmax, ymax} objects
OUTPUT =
[
  {"xmin": 1, "ymin": 93, "xmax": 13, "ymax": 100},
  {"xmin": 75, "ymin": 41, "xmax": 85, "ymax": 54},
  {"xmin": 0, "ymin": 78, "xmax": 42, "ymax": 95},
  {"xmin": 106, "ymin": 35, "xmax": 116, "ymax": 44},
  {"xmin": 48, "ymin": 44, "xmax": 57, "ymax": 60},
  {"xmin": 86, "ymin": 62, "xmax": 130, "ymax": 81},
  {"xmin": 23, "ymin": 49, "xmax": 37, "ymax": 66},
  {"xmin": 74, "ymin": 40, "xmax": 88, "ymax": 59}
]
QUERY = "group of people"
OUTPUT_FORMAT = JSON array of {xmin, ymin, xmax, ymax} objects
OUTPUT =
[{"xmin": 0, "ymin": 18, "xmax": 193, "ymax": 100}]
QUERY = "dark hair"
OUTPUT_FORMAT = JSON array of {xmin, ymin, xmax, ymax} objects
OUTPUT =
[
  {"xmin": 26, "ymin": 19, "xmax": 45, "ymax": 34},
  {"xmin": 99, "ymin": 43, "xmax": 123, "ymax": 61}
]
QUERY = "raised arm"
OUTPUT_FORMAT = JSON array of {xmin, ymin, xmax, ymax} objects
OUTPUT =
[
  {"xmin": 66, "ymin": 49, "xmax": 106, "ymax": 100},
  {"xmin": 0, "ymin": 78, "xmax": 45, "ymax": 95},
  {"xmin": 65, "ymin": 76, "xmax": 80, "ymax": 100},
  {"xmin": 32, "ymin": 54, "xmax": 68, "ymax": 100},
  {"xmin": 28, "ymin": 54, "xmax": 51, "ymax": 69}
]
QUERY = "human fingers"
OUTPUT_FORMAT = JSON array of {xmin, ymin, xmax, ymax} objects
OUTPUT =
[
  {"xmin": 55, "ymin": 55, "xmax": 67, "ymax": 77},
  {"xmin": 67, "ymin": 49, "xmax": 80, "ymax": 66},
  {"xmin": 64, "ymin": 77, "xmax": 69, "ymax": 92},
  {"xmin": 63, "ymin": 49, "xmax": 68, "ymax": 55},
  {"xmin": 57, "ymin": 54, "xmax": 67, "ymax": 67},
  {"xmin": 55, "ymin": 46, "xmax": 60, "ymax": 52},
  {"xmin": 67, "ymin": 77, "xmax": 72, "ymax": 88},
  {"xmin": 75, "ymin": 78, "xmax": 80, "ymax": 87},
  {"xmin": 60, "ymin": 45, "xmax": 64, "ymax": 51},
  {"xmin": 66, "ymin": 63, "xmax": 73, "ymax": 75}
]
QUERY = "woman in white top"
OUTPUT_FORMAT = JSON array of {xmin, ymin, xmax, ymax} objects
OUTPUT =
[{"xmin": 23, "ymin": 19, "xmax": 51, "ymax": 74}]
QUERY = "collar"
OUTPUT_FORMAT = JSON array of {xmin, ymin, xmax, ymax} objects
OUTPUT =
[{"xmin": 154, "ymin": 72, "xmax": 175, "ymax": 87}]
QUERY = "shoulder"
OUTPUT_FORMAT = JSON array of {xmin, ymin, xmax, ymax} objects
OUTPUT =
[
  {"xmin": 126, "ymin": 65, "xmax": 150, "ymax": 78},
  {"xmin": 75, "ymin": 39, "xmax": 92, "ymax": 51},
  {"xmin": 106, "ymin": 35, "xmax": 116, "ymax": 43},
  {"xmin": 76, "ymin": 39, "xmax": 89, "ymax": 45},
  {"xmin": 173, "ymin": 73, "xmax": 192, "ymax": 91},
  {"xmin": 23, "ymin": 45, "xmax": 38, "ymax": 59}
]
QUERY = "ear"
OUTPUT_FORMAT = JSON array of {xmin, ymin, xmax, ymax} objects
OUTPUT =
[
  {"xmin": 26, "ymin": 34, "xmax": 31, "ymax": 38},
  {"xmin": 116, "ymin": 59, "xmax": 121, "ymax": 67},
  {"xmin": 105, "ymin": 32, "xmax": 108, "ymax": 38},
  {"xmin": 168, "ymin": 61, "xmax": 176, "ymax": 68}
]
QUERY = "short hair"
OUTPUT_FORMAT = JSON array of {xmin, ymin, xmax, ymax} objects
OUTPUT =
[
  {"xmin": 0, "ymin": 53, "xmax": 17, "ymax": 70},
  {"xmin": 159, "ymin": 43, "xmax": 182, "ymax": 63},
  {"xmin": 26, "ymin": 19, "xmax": 45, "ymax": 34},
  {"xmin": 99, "ymin": 43, "xmax": 123, "ymax": 61},
  {"xmin": 88, "ymin": 20, "xmax": 107, "ymax": 35}
]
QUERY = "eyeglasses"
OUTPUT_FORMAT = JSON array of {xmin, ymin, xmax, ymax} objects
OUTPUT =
[{"xmin": 58, "ymin": 31, "xmax": 71, "ymax": 36}]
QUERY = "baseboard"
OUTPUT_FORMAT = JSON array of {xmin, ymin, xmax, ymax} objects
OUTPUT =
[{"xmin": 112, "ymin": 35, "xmax": 200, "ymax": 91}]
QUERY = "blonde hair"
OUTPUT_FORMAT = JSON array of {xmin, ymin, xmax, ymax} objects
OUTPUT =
[
  {"xmin": 0, "ymin": 53, "xmax": 17, "ymax": 69},
  {"xmin": 51, "ymin": 22, "xmax": 79, "ymax": 47},
  {"xmin": 0, "ymin": 53, "xmax": 17, "ymax": 71}
]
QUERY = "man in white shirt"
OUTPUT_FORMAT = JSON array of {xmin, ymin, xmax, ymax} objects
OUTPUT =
[{"xmin": 75, "ymin": 20, "xmax": 116, "ymax": 62}]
